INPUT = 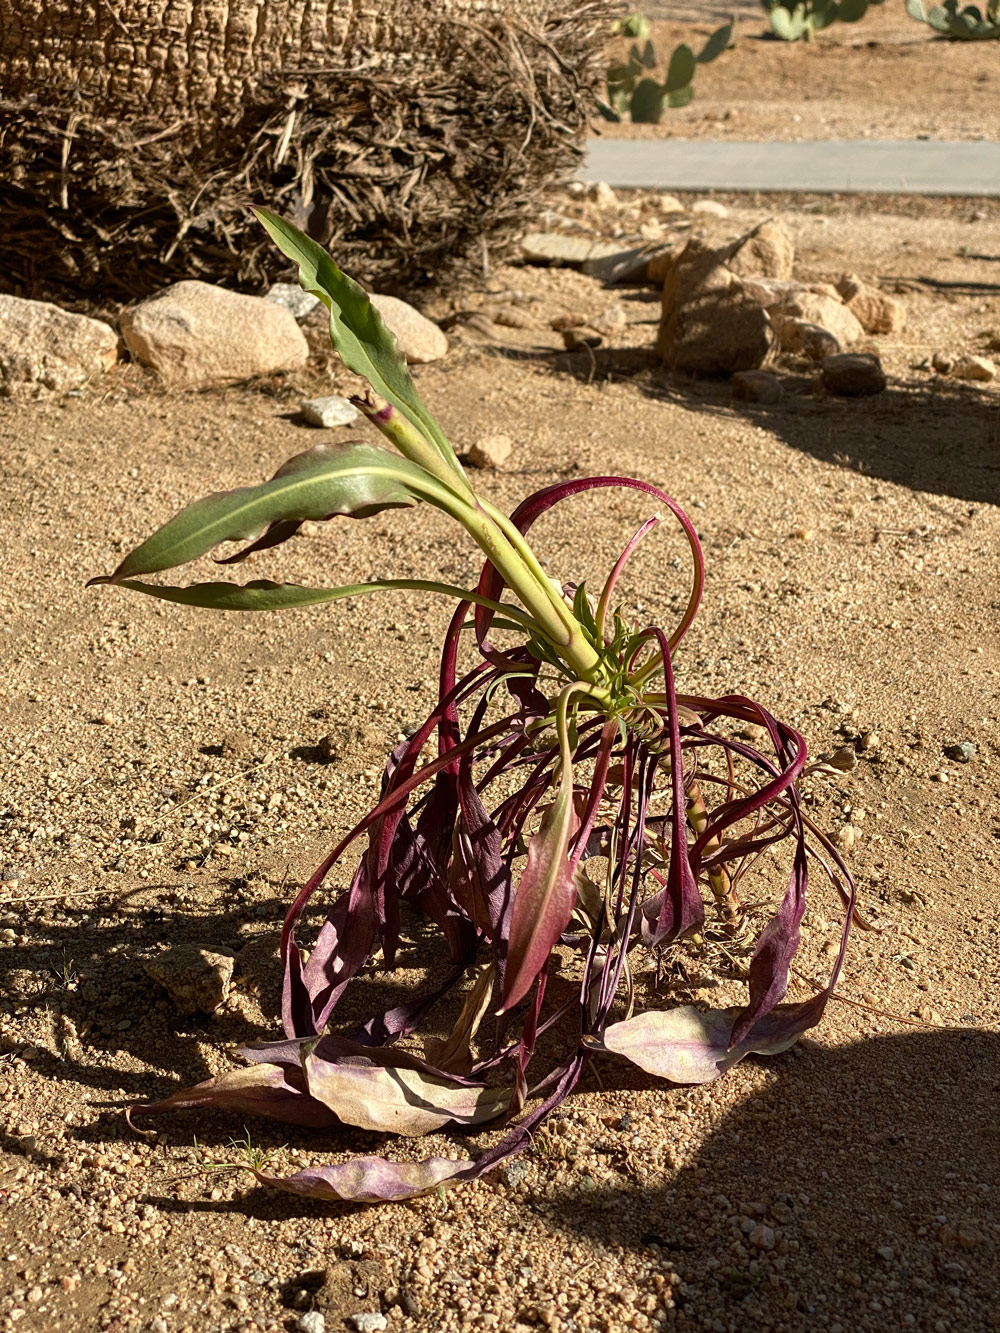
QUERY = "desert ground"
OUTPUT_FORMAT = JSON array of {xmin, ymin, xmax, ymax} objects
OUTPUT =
[{"xmin": 1, "ymin": 11, "xmax": 999, "ymax": 1333}]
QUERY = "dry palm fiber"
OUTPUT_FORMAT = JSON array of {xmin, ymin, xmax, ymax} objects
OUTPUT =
[{"xmin": 0, "ymin": 0, "xmax": 615, "ymax": 304}]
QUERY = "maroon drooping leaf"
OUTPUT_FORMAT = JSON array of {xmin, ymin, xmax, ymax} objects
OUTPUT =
[
  {"xmin": 502, "ymin": 688, "xmax": 583, "ymax": 1011},
  {"xmin": 641, "ymin": 629, "xmax": 706, "ymax": 948},
  {"xmin": 474, "ymin": 476, "xmax": 704, "ymax": 651},
  {"xmin": 133, "ymin": 1062, "xmax": 338, "ymax": 1128},
  {"xmin": 587, "ymin": 993, "xmax": 829, "ymax": 1084},
  {"xmin": 254, "ymin": 1155, "xmax": 473, "ymax": 1203}
]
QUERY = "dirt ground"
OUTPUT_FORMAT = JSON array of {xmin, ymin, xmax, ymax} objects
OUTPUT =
[
  {"xmin": 2, "ymin": 18, "xmax": 1000, "ymax": 1333},
  {"xmin": 607, "ymin": 1, "xmax": 999, "ymax": 142}
]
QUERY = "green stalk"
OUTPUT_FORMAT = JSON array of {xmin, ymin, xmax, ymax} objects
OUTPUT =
[{"xmin": 359, "ymin": 396, "xmax": 604, "ymax": 685}]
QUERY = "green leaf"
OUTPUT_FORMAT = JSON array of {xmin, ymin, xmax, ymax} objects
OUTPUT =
[
  {"xmin": 629, "ymin": 77, "xmax": 666, "ymax": 123},
  {"xmin": 98, "ymin": 578, "xmax": 537, "ymax": 629},
  {"xmin": 664, "ymin": 43, "xmax": 697, "ymax": 94},
  {"xmin": 905, "ymin": 0, "xmax": 927, "ymax": 18},
  {"xmin": 89, "ymin": 443, "xmax": 452, "ymax": 584},
  {"xmin": 252, "ymin": 208, "xmax": 460, "ymax": 476},
  {"xmin": 696, "ymin": 19, "xmax": 735, "ymax": 63},
  {"xmin": 837, "ymin": 0, "xmax": 868, "ymax": 20},
  {"xmin": 666, "ymin": 84, "xmax": 696, "ymax": 109}
]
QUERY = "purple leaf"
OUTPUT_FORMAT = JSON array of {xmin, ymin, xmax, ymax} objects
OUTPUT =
[
  {"xmin": 132, "ymin": 1062, "xmax": 338, "ymax": 1128},
  {"xmin": 502, "ymin": 690, "xmax": 581, "ymax": 1011},
  {"xmin": 254, "ymin": 1155, "xmax": 472, "ymax": 1203},
  {"xmin": 301, "ymin": 1046, "xmax": 511, "ymax": 1135},
  {"xmin": 590, "ymin": 996, "xmax": 827, "ymax": 1084}
]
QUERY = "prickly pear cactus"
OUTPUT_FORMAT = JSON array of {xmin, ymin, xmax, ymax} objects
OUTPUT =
[{"xmin": 906, "ymin": 0, "xmax": 1000, "ymax": 38}]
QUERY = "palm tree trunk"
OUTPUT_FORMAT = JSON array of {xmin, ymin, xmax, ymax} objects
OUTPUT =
[{"xmin": 0, "ymin": 1, "xmax": 614, "ymax": 301}]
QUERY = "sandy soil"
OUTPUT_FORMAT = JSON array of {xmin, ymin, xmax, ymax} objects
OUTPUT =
[
  {"xmin": 2, "ymin": 24, "xmax": 1000, "ymax": 1333},
  {"xmin": 605, "ymin": 2, "xmax": 999, "ymax": 142}
]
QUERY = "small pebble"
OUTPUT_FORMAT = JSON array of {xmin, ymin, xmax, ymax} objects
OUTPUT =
[
  {"xmin": 349, "ymin": 1315, "xmax": 388, "ymax": 1333},
  {"xmin": 691, "ymin": 200, "xmax": 728, "ymax": 218},
  {"xmin": 749, "ymin": 1224, "xmax": 776, "ymax": 1251},
  {"xmin": 297, "ymin": 1314, "xmax": 327, "ymax": 1333},
  {"xmin": 943, "ymin": 740, "xmax": 976, "ymax": 763},
  {"xmin": 300, "ymin": 396, "xmax": 359, "ymax": 429},
  {"xmin": 876, "ymin": 1245, "xmax": 895, "ymax": 1262}
]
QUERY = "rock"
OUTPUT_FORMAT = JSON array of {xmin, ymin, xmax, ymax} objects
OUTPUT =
[
  {"xmin": 691, "ymin": 200, "xmax": 729, "ymax": 219},
  {"xmin": 300, "ymin": 396, "xmax": 359, "ymax": 429},
  {"xmin": 562, "ymin": 327, "xmax": 603, "ymax": 351},
  {"xmin": 120, "ymin": 281, "xmax": 308, "ymax": 388},
  {"xmin": 0, "ymin": 295, "xmax": 117, "ymax": 397},
  {"xmin": 932, "ymin": 351, "xmax": 954, "ymax": 374},
  {"xmin": 821, "ymin": 353, "xmax": 887, "ymax": 398},
  {"xmin": 500, "ymin": 1159, "xmax": 530, "ymax": 1188},
  {"xmin": 835, "ymin": 274, "xmax": 905, "ymax": 335},
  {"xmin": 742, "ymin": 278, "xmax": 841, "ymax": 308},
  {"xmin": 467, "ymin": 433, "xmax": 513, "ymax": 470},
  {"xmin": 657, "ymin": 240, "xmax": 774, "ymax": 377},
  {"xmin": 266, "ymin": 282, "xmax": 320, "ymax": 321},
  {"xmin": 368, "ymin": 294, "xmax": 447, "ymax": 364},
  {"xmin": 749, "ymin": 1224, "xmax": 776, "ymax": 1251},
  {"xmin": 297, "ymin": 1315, "xmax": 326, "ymax": 1333},
  {"xmin": 724, "ymin": 219, "xmax": 795, "ymax": 282},
  {"xmin": 582, "ymin": 247, "xmax": 651, "ymax": 285},
  {"xmin": 520, "ymin": 233, "xmax": 625, "ymax": 267},
  {"xmin": 775, "ymin": 318, "xmax": 841, "ymax": 361},
  {"xmin": 349, "ymin": 1316, "xmax": 387, "ymax": 1333},
  {"xmin": 943, "ymin": 740, "xmax": 976, "ymax": 763},
  {"xmin": 646, "ymin": 245, "xmax": 683, "ymax": 286},
  {"xmin": 876, "ymin": 1246, "xmax": 895, "ymax": 1263},
  {"xmin": 771, "ymin": 291, "xmax": 864, "ymax": 349},
  {"xmin": 731, "ymin": 370, "xmax": 783, "ymax": 404},
  {"xmin": 591, "ymin": 303, "xmax": 627, "ymax": 337},
  {"xmin": 588, "ymin": 180, "xmax": 619, "ymax": 210},
  {"xmin": 657, "ymin": 193, "xmax": 686, "ymax": 214},
  {"xmin": 144, "ymin": 944, "xmax": 235, "ymax": 1015},
  {"xmin": 952, "ymin": 354, "xmax": 996, "ymax": 383}
]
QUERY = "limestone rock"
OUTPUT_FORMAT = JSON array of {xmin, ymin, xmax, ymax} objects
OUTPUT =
[
  {"xmin": 657, "ymin": 194, "xmax": 686, "ymax": 214},
  {"xmin": 0, "ymin": 295, "xmax": 117, "ymax": 397},
  {"xmin": 520, "ymin": 233, "xmax": 625, "ymax": 267},
  {"xmin": 775, "ymin": 318, "xmax": 841, "ymax": 361},
  {"xmin": 822, "ymin": 353, "xmax": 886, "ymax": 397},
  {"xmin": 691, "ymin": 200, "xmax": 728, "ymax": 219},
  {"xmin": 724, "ymin": 219, "xmax": 795, "ymax": 282},
  {"xmin": 835, "ymin": 274, "xmax": 905, "ymax": 335},
  {"xmin": 300, "ymin": 395, "xmax": 359, "ymax": 428},
  {"xmin": 120, "ymin": 281, "xmax": 308, "ymax": 388},
  {"xmin": 369, "ymin": 294, "xmax": 448, "ymax": 364},
  {"xmin": 771, "ymin": 291, "xmax": 864, "ymax": 349},
  {"xmin": 145, "ymin": 944, "xmax": 235, "ymax": 1014},
  {"xmin": 467, "ymin": 433, "xmax": 513, "ymax": 469},
  {"xmin": 588, "ymin": 181, "xmax": 619, "ymax": 210},
  {"xmin": 266, "ymin": 282, "xmax": 321, "ymax": 320},
  {"xmin": 742, "ymin": 278, "xmax": 841, "ymax": 308},
  {"xmin": 582, "ymin": 247, "xmax": 650, "ymax": 285},
  {"xmin": 657, "ymin": 240, "xmax": 774, "ymax": 376},
  {"xmin": 952, "ymin": 354, "xmax": 996, "ymax": 383},
  {"xmin": 731, "ymin": 369, "xmax": 783, "ymax": 404}
]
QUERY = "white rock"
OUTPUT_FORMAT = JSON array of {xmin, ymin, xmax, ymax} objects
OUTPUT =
[
  {"xmin": 266, "ymin": 282, "xmax": 321, "ymax": 320},
  {"xmin": 588, "ymin": 180, "xmax": 619, "ymax": 210},
  {"xmin": 349, "ymin": 1316, "xmax": 387, "ymax": 1333},
  {"xmin": 691, "ymin": 200, "xmax": 729, "ymax": 219},
  {"xmin": 952, "ymin": 354, "xmax": 996, "ymax": 382},
  {"xmin": 657, "ymin": 193, "xmax": 686, "ymax": 214},
  {"xmin": 369, "ymin": 294, "xmax": 448, "ymax": 364},
  {"xmin": 300, "ymin": 395, "xmax": 359, "ymax": 428},
  {"xmin": 0, "ymin": 295, "xmax": 117, "ymax": 397},
  {"xmin": 120, "ymin": 281, "xmax": 309, "ymax": 388},
  {"xmin": 467, "ymin": 433, "xmax": 513, "ymax": 470},
  {"xmin": 297, "ymin": 1315, "xmax": 326, "ymax": 1333}
]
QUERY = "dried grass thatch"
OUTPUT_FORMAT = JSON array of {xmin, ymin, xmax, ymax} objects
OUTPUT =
[{"xmin": 0, "ymin": 0, "xmax": 615, "ymax": 304}]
